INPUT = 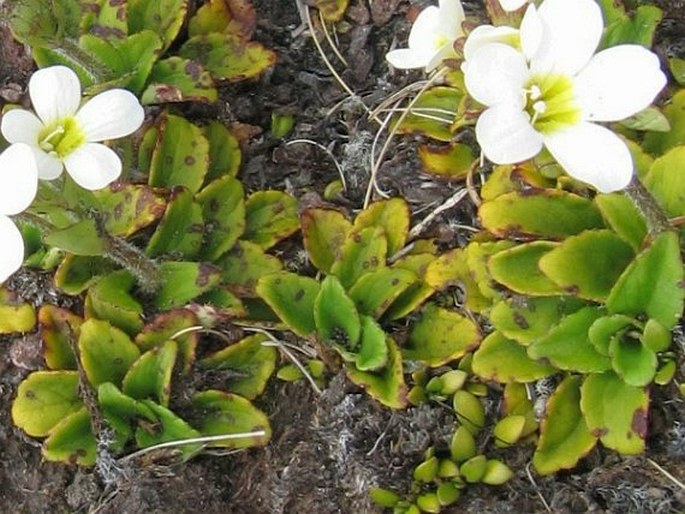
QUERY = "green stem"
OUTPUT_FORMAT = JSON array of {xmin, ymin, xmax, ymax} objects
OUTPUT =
[{"xmin": 623, "ymin": 176, "xmax": 671, "ymax": 236}]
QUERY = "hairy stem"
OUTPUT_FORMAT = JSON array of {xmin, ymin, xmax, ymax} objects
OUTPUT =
[
  {"xmin": 99, "ymin": 230, "xmax": 162, "ymax": 294},
  {"xmin": 623, "ymin": 176, "xmax": 671, "ymax": 236}
]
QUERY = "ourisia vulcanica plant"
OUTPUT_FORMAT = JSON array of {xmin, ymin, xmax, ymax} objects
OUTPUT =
[{"xmin": 1, "ymin": 65, "xmax": 144, "ymax": 191}]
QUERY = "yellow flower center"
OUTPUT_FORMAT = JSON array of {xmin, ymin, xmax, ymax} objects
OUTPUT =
[
  {"xmin": 38, "ymin": 117, "xmax": 85, "ymax": 158},
  {"xmin": 523, "ymin": 73, "xmax": 581, "ymax": 135}
]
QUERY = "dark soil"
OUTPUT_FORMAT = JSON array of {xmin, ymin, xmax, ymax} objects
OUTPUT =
[{"xmin": 1, "ymin": 1, "xmax": 685, "ymax": 513}]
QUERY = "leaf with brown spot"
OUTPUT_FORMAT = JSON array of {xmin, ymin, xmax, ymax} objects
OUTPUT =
[
  {"xmin": 472, "ymin": 331, "xmax": 555, "ymax": 383},
  {"xmin": 43, "ymin": 407, "xmax": 96, "ymax": 466},
  {"xmin": 331, "ymin": 226, "xmax": 388, "ymax": 289},
  {"xmin": 216, "ymin": 240, "xmax": 283, "ymax": 296},
  {"xmin": 135, "ymin": 309, "xmax": 199, "ymax": 373},
  {"xmin": 153, "ymin": 262, "xmax": 222, "ymax": 310},
  {"xmin": 78, "ymin": 319, "xmax": 141, "ymax": 387},
  {"xmin": 191, "ymin": 390, "xmax": 271, "ymax": 448},
  {"xmin": 301, "ymin": 208, "xmax": 352, "ymax": 274},
  {"xmin": 580, "ymin": 372, "xmax": 649, "ymax": 454},
  {"xmin": 12, "ymin": 371, "xmax": 82, "ymax": 437},
  {"xmin": 39, "ymin": 305, "xmax": 81, "ymax": 370},
  {"xmin": 123, "ymin": 340, "xmax": 178, "ymax": 407},
  {"xmin": 179, "ymin": 34, "xmax": 277, "ymax": 82},
  {"xmin": 256, "ymin": 272, "xmax": 320, "ymax": 338},
  {"xmin": 142, "ymin": 57, "xmax": 217, "ymax": 104},
  {"xmin": 243, "ymin": 190, "xmax": 299, "ymax": 250},
  {"xmin": 196, "ymin": 176, "xmax": 246, "ymax": 261}
]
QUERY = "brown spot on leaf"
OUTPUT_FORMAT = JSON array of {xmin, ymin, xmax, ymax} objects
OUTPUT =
[
  {"xmin": 513, "ymin": 312, "xmax": 529, "ymax": 330},
  {"xmin": 113, "ymin": 357, "xmax": 123, "ymax": 365},
  {"xmin": 631, "ymin": 407, "xmax": 648, "ymax": 438},
  {"xmin": 294, "ymin": 289, "xmax": 305, "ymax": 302},
  {"xmin": 184, "ymin": 60, "xmax": 202, "ymax": 80},
  {"xmin": 390, "ymin": 278, "xmax": 400, "ymax": 286},
  {"xmin": 591, "ymin": 427, "xmax": 608, "ymax": 437},
  {"xmin": 185, "ymin": 156, "xmax": 196, "ymax": 166},
  {"xmin": 24, "ymin": 390, "xmax": 35, "ymax": 400}
]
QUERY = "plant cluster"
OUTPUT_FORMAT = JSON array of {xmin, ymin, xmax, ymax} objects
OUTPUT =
[{"xmin": 0, "ymin": 0, "xmax": 683, "ymax": 511}]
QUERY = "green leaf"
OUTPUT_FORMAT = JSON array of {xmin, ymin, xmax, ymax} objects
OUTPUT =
[
  {"xmin": 98, "ymin": 382, "xmax": 156, "ymax": 450},
  {"xmin": 348, "ymin": 267, "xmax": 418, "ymax": 318},
  {"xmin": 642, "ymin": 318, "xmax": 671, "ymax": 353},
  {"xmin": 93, "ymin": 184, "xmax": 166, "ymax": 237},
  {"xmin": 619, "ymin": 107, "xmax": 670, "ymax": 132},
  {"xmin": 9, "ymin": 0, "xmax": 82, "ymax": 45},
  {"xmin": 670, "ymin": 57, "xmax": 685, "ymax": 85},
  {"xmin": 355, "ymin": 316, "xmax": 388, "ymax": 371},
  {"xmin": 347, "ymin": 337, "xmax": 407, "ymax": 409},
  {"xmin": 491, "ymin": 296, "xmax": 586, "ymax": 345},
  {"xmin": 533, "ymin": 376, "xmax": 597, "ymax": 475},
  {"xmin": 606, "ymin": 231, "xmax": 684, "ymax": 330},
  {"xmin": 216, "ymin": 240, "xmax": 283, "ymax": 296},
  {"xmin": 644, "ymin": 146, "xmax": 685, "ymax": 218},
  {"xmin": 538, "ymin": 230, "xmax": 635, "ymax": 302},
  {"xmin": 588, "ymin": 314, "xmax": 634, "ymax": 356},
  {"xmin": 80, "ymin": 30, "xmax": 163, "ymax": 93},
  {"xmin": 488, "ymin": 241, "xmax": 563, "ymax": 296},
  {"xmin": 601, "ymin": 5, "xmax": 662, "ymax": 48},
  {"xmin": 472, "ymin": 331, "xmax": 555, "ymax": 383},
  {"xmin": 581, "ymin": 373, "xmax": 649, "ymax": 454},
  {"xmin": 383, "ymin": 254, "xmax": 436, "ymax": 320},
  {"xmin": 54, "ymin": 255, "xmax": 116, "ymax": 295},
  {"xmin": 353, "ymin": 198, "xmax": 410, "ymax": 257},
  {"xmin": 135, "ymin": 309, "xmax": 199, "ymax": 373},
  {"xmin": 191, "ymin": 390, "xmax": 271, "ymax": 448},
  {"xmin": 453, "ymin": 390, "xmax": 485, "ymax": 435},
  {"xmin": 243, "ymin": 190, "xmax": 299, "ymax": 250},
  {"xmin": 418, "ymin": 143, "xmax": 475, "ymax": 180},
  {"xmin": 78, "ymin": 319, "xmax": 141, "ymax": 387},
  {"xmin": 403, "ymin": 304, "xmax": 481, "ymax": 367},
  {"xmin": 395, "ymin": 87, "xmax": 461, "ymax": 142},
  {"xmin": 12, "ymin": 371, "xmax": 82, "ymax": 437},
  {"xmin": 527, "ymin": 307, "xmax": 612, "ymax": 373},
  {"xmin": 301, "ymin": 208, "xmax": 352, "ymax": 274},
  {"xmin": 202, "ymin": 121, "xmax": 242, "ymax": 183},
  {"xmin": 148, "ymin": 114, "xmax": 210, "ymax": 193},
  {"xmin": 196, "ymin": 176, "xmax": 246, "ymax": 261},
  {"xmin": 0, "ymin": 290, "xmax": 36, "ymax": 334},
  {"xmin": 643, "ymin": 90, "xmax": 685, "ymax": 155},
  {"xmin": 609, "ymin": 337, "xmax": 657, "ymax": 387},
  {"xmin": 256, "ymin": 272, "xmax": 320, "ymax": 337},
  {"xmin": 128, "ymin": 0, "xmax": 188, "ymax": 51},
  {"xmin": 199, "ymin": 334, "xmax": 277, "ymax": 399},
  {"xmin": 44, "ymin": 219, "xmax": 104, "ymax": 256},
  {"xmin": 135, "ymin": 400, "xmax": 202, "ymax": 461},
  {"xmin": 146, "ymin": 187, "xmax": 204, "ymax": 259},
  {"xmin": 594, "ymin": 193, "xmax": 647, "ymax": 251},
  {"xmin": 81, "ymin": 0, "xmax": 127, "ymax": 38},
  {"xmin": 39, "ymin": 305, "xmax": 80, "ymax": 370},
  {"xmin": 142, "ymin": 57, "xmax": 217, "ymax": 104},
  {"xmin": 154, "ymin": 262, "xmax": 222, "ymax": 310},
  {"xmin": 43, "ymin": 407, "xmax": 96, "ymax": 466},
  {"xmin": 85, "ymin": 271, "xmax": 144, "ymax": 335},
  {"xmin": 123, "ymin": 340, "xmax": 178, "ymax": 406},
  {"xmin": 179, "ymin": 34, "xmax": 277, "ymax": 82},
  {"xmin": 331, "ymin": 226, "xmax": 387, "ymax": 289},
  {"xmin": 479, "ymin": 190, "xmax": 605, "ymax": 239},
  {"xmin": 314, "ymin": 275, "xmax": 361, "ymax": 348}
]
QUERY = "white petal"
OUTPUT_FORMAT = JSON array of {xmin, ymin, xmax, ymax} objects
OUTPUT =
[
  {"xmin": 386, "ymin": 48, "xmax": 432, "ymax": 69},
  {"xmin": 476, "ymin": 104, "xmax": 544, "ymax": 164},
  {"xmin": 0, "ymin": 144, "xmax": 38, "ymax": 215},
  {"xmin": 519, "ymin": 4, "xmax": 543, "ymax": 61},
  {"xmin": 463, "ymin": 25, "xmax": 520, "ymax": 60},
  {"xmin": 530, "ymin": 0, "xmax": 603, "ymax": 75},
  {"xmin": 63, "ymin": 143, "xmax": 122, "ymax": 190},
  {"xmin": 407, "ymin": 6, "xmax": 441, "ymax": 54},
  {"xmin": 426, "ymin": 43, "xmax": 458, "ymax": 72},
  {"xmin": 464, "ymin": 43, "xmax": 528, "ymax": 107},
  {"xmin": 1, "ymin": 109, "xmax": 42, "ymax": 144},
  {"xmin": 574, "ymin": 45, "xmax": 667, "ymax": 122},
  {"xmin": 500, "ymin": 0, "xmax": 527, "ymax": 11},
  {"xmin": 31, "ymin": 148, "xmax": 64, "ymax": 180},
  {"xmin": 76, "ymin": 89, "xmax": 144, "ymax": 142},
  {"xmin": 0, "ymin": 215, "xmax": 25, "ymax": 283},
  {"xmin": 544, "ymin": 122, "xmax": 633, "ymax": 193},
  {"xmin": 29, "ymin": 66, "xmax": 81, "ymax": 126},
  {"xmin": 437, "ymin": 0, "xmax": 465, "ymax": 36}
]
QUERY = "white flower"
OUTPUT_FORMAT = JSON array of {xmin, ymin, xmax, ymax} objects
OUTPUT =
[
  {"xmin": 0, "ymin": 144, "xmax": 38, "ymax": 282},
  {"xmin": 386, "ymin": 0, "xmax": 465, "ymax": 72},
  {"xmin": 1, "ymin": 66, "xmax": 144, "ymax": 191},
  {"xmin": 463, "ymin": 0, "xmax": 667, "ymax": 193}
]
